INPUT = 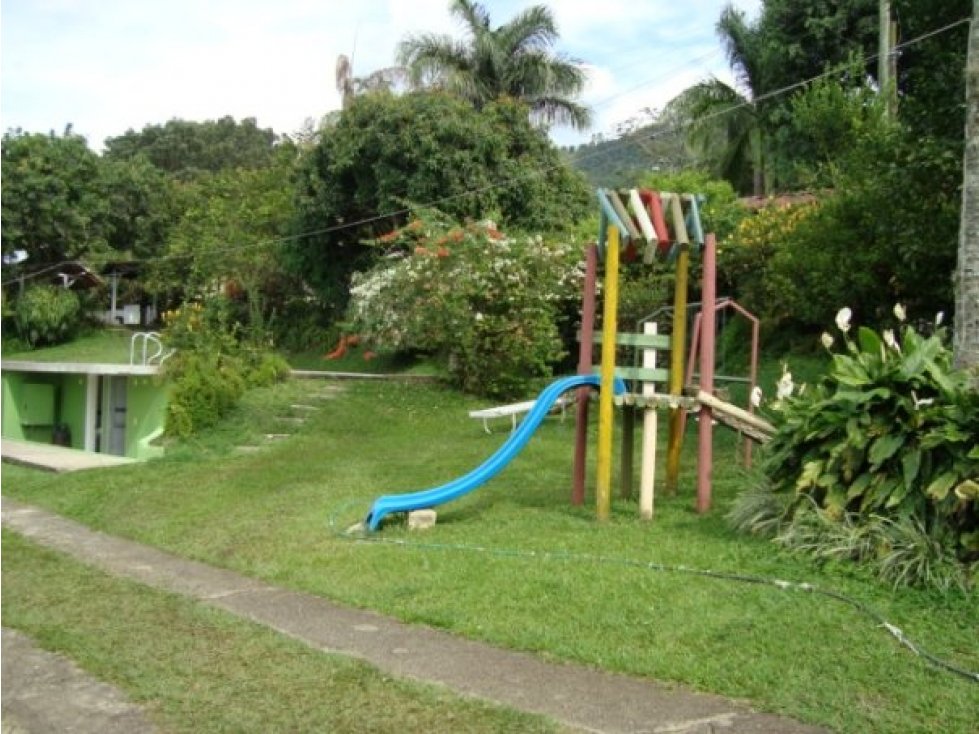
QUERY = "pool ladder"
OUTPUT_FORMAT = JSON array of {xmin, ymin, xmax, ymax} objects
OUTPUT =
[{"xmin": 130, "ymin": 332, "xmax": 176, "ymax": 366}]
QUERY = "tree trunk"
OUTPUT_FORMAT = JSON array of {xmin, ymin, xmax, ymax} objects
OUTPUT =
[{"xmin": 954, "ymin": 10, "xmax": 979, "ymax": 372}]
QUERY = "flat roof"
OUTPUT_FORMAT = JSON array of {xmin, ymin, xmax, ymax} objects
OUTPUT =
[{"xmin": 1, "ymin": 360, "xmax": 160, "ymax": 376}]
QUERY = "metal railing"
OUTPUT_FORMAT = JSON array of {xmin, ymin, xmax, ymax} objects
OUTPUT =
[{"xmin": 129, "ymin": 332, "xmax": 175, "ymax": 366}]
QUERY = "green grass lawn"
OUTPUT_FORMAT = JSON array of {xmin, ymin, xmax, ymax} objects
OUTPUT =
[
  {"xmin": 2, "ymin": 531, "xmax": 560, "ymax": 734},
  {"xmin": 2, "ymin": 329, "xmax": 136, "ymax": 363},
  {"xmin": 1, "ymin": 328, "xmax": 447, "ymax": 378},
  {"xmin": 3, "ymin": 372, "xmax": 977, "ymax": 733}
]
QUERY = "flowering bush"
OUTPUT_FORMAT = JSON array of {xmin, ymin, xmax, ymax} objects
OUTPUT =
[
  {"xmin": 732, "ymin": 306, "xmax": 978, "ymax": 589},
  {"xmin": 347, "ymin": 210, "xmax": 584, "ymax": 399},
  {"xmin": 718, "ymin": 201, "xmax": 818, "ymax": 326}
]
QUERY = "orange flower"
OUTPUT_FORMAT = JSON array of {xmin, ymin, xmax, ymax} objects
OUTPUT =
[{"xmin": 436, "ymin": 246, "xmax": 450, "ymax": 258}]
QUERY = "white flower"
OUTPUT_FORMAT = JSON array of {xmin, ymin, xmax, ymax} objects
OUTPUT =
[
  {"xmin": 475, "ymin": 312, "xmax": 484, "ymax": 321},
  {"xmin": 835, "ymin": 307, "xmax": 852, "ymax": 333},
  {"xmin": 893, "ymin": 303, "xmax": 906, "ymax": 322},
  {"xmin": 776, "ymin": 367, "xmax": 794, "ymax": 400},
  {"xmin": 935, "ymin": 311, "xmax": 944, "ymax": 326},
  {"xmin": 882, "ymin": 329, "xmax": 898, "ymax": 350},
  {"xmin": 911, "ymin": 391, "xmax": 934, "ymax": 409},
  {"xmin": 750, "ymin": 386, "xmax": 763, "ymax": 408},
  {"xmin": 820, "ymin": 332, "xmax": 834, "ymax": 350}
]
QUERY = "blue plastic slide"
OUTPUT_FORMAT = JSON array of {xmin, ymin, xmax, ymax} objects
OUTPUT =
[{"xmin": 364, "ymin": 374, "xmax": 626, "ymax": 531}]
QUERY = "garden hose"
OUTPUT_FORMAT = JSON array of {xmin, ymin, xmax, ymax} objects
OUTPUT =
[{"xmin": 327, "ymin": 503, "xmax": 979, "ymax": 684}]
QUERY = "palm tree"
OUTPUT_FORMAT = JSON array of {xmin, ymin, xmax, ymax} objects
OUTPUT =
[
  {"xmin": 665, "ymin": 79, "xmax": 761, "ymax": 195},
  {"xmin": 397, "ymin": 0, "xmax": 590, "ymax": 130},
  {"xmin": 665, "ymin": 6, "xmax": 770, "ymax": 195},
  {"xmin": 954, "ymin": 10, "xmax": 978, "ymax": 372},
  {"xmin": 336, "ymin": 54, "xmax": 406, "ymax": 110}
]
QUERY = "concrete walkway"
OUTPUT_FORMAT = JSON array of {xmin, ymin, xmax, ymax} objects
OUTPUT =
[
  {"xmin": 2, "ymin": 628, "xmax": 158, "ymax": 734},
  {"xmin": 1, "ymin": 498, "xmax": 827, "ymax": 734},
  {"xmin": 1, "ymin": 440, "xmax": 136, "ymax": 473}
]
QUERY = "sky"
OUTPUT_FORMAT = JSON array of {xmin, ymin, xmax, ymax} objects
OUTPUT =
[{"xmin": 1, "ymin": 0, "xmax": 761, "ymax": 151}]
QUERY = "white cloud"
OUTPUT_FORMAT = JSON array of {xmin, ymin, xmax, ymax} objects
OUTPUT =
[{"xmin": 1, "ymin": 0, "xmax": 762, "ymax": 149}]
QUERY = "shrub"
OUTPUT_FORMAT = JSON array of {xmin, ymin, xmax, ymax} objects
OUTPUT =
[
  {"xmin": 347, "ymin": 210, "xmax": 583, "ymax": 399},
  {"xmin": 718, "ymin": 201, "xmax": 818, "ymax": 326},
  {"xmin": 161, "ymin": 297, "xmax": 289, "ymax": 437},
  {"xmin": 731, "ymin": 306, "xmax": 978, "ymax": 589},
  {"xmin": 14, "ymin": 285, "xmax": 82, "ymax": 347}
]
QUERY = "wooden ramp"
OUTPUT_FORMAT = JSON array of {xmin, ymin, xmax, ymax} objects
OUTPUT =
[
  {"xmin": 695, "ymin": 390, "xmax": 775, "ymax": 443},
  {"xmin": 1, "ymin": 440, "xmax": 137, "ymax": 473}
]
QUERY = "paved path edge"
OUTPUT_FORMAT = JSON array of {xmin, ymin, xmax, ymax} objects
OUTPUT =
[{"xmin": 1, "ymin": 497, "xmax": 827, "ymax": 734}]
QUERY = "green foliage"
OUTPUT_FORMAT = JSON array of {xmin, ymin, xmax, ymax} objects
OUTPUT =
[
  {"xmin": 751, "ymin": 311, "xmax": 979, "ymax": 586},
  {"xmin": 346, "ymin": 210, "xmax": 582, "ymax": 398},
  {"xmin": 148, "ymin": 148, "xmax": 302, "ymax": 341},
  {"xmin": 161, "ymin": 300, "xmax": 290, "ymax": 437},
  {"xmin": 719, "ymin": 79, "xmax": 959, "ymax": 333},
  {"xmin": 664, "ymin": 79, "xmax": 762, "ymax": 195},
  {"xmin": 719, "ymin": 200, "xmax": 818, "ymax": 325},
  {"xmin": 1, "ymin": 128, "xmax": 111, "ymax": 268},
  {"xmin": 14, "ymin": 285, "xmax": 82, "ymax": 347},
  {"xmin": 788, "ymin": 126, "xmax": 958, "ymax": 327},
  {"xmin": 770, "ymin": 508, "xmax": 972, "ymax": 593},
  {"xmin": 289, "ymin": 92, "xmax": 590, "ymax": 316},
  {"xmin": 100, "ymin": 155, "xmax": 178, "ymax": 260},
  {"xmin": 103, "ymin": 116, "xmax": 279, "ymax": 177}
]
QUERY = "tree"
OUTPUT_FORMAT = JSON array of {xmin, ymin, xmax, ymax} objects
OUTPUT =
[
  {"xmin": 954, "ymin": 10, "xmax": 978, "ymax": 371},
  {"xmin": 1, "ymin": 128, "xmax": 110, "ymax": 269},
  {"xmin": 100, "ymin": 155, "xmax": 178, "ymax": 261},
  {"xmin": 103, "ymin": 117, "xmax": 278, "ymax": 177},
  {"xmin": 148, "ymin": 145, "xmax": 300, "ymax": 321},
  {"xmin": 287, "ymin": 91, "xmax": 590, "ymax": 315},
  {"xmin": 397, "ymin": 0, "xmax": 590, "ymax": 130},
  {"xmin": 335, "ymin": 54, "xmax": 406, "ymax": 110},
  {"xmin": 665, "ymin": 79, "xmax": 761, "ymax": 195}
]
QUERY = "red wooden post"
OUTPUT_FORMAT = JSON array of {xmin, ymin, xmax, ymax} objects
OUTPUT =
[
  {"xmin": 745, "ymin": 315, "xmax": 760, "ymax": 469},
  {"xmin": 696, "ymin": 233, "xmax": 717, "ymax": 513},
  {"xmin": 572, "ymin": 244, "xmax": 598, "ymax": 505}
]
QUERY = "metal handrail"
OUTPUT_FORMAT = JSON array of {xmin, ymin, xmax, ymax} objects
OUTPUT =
[{"xmin": 130, "ymin": 332, "xmax": 175, "ymax": 366}]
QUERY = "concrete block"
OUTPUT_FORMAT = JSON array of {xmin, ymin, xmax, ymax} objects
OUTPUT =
[{"xmin": 407, "ymin": 509, "xmax": 437, "ymax": 531}]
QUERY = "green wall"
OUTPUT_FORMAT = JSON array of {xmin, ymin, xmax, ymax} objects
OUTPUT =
[
  {"xmin": 60, "ymin": 375, "xmax": 88, "ymax": 449},
  {"xmin": 2, "ymin": 372, "xmax": 27, "ymax": 440},
  {"xmin": 1, "ymin": 372, "xmax": 61, "ymax": 444},
  {"xmin": 125, "ymin": 376, "xmax": 169, "ymax": 460}
]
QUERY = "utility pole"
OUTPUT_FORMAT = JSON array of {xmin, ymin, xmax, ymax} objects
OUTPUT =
[{"xmin": 879, "ymin": 0, "xmax": 898, "ymax": 117}]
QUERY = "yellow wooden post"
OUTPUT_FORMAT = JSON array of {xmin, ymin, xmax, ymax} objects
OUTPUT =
[
  {"xmin": 665, "ymin": 195, "xmax": 690, "ymax": 494},
  {"xmin": 596, "ymin": 226, "xmax": 620, "ymax": 522}
]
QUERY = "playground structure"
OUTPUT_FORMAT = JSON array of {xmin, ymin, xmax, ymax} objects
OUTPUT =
[
  {"xmin": 361, "ymin": 188, "xmax": 771, "ymax": 531},
  {"xmin": 573, "ymin": 188, "xmax": 767, "ymax": 521}
]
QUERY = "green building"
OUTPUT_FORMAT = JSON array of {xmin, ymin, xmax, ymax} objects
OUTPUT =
[{"xmin": 1, "ymin": 360, "xmax": 168, "ymax": 461}]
